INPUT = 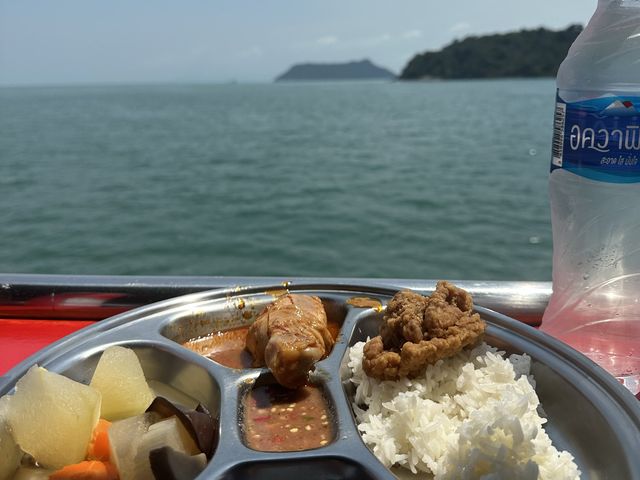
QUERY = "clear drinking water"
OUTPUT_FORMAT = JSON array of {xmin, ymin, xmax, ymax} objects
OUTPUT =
[{"xmin": 541, "ymin": 0, "xmax": 640, "ymax": 394}]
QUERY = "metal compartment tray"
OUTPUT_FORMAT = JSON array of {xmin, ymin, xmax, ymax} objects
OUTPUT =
[{"xmin": 1, "ymin": 282, "xmax": 639, "ymax": 479}]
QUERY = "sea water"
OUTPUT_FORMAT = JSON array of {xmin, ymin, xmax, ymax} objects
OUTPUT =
[{"xmin": 0, "ymin": 79, "xmax": 553, "ymax": 279}]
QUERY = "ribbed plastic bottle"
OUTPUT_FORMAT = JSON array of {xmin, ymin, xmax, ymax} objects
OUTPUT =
[{"xmin": 541, "ymin": 0, "xmax": 640, "ymax": 395}]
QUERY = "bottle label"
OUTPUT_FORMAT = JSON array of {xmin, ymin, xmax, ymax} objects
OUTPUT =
[{"xmin": 551, "ymin": 91, "xmax": 640, "ymax": 183}]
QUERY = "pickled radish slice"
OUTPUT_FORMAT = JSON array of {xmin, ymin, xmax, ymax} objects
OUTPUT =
[
  {"xmin": 132, "ymin": 416, "xmax": 200, "ymax": 479},
  {"xmin": 0, "ymin": 416, "xmax": 21, "ymax": 480},
  {"xmin": 90, "ymin": 346, "xmax": 154, "ymax": 421},
  {"xmin": 12, "ymin": 468, "xmax": 54, "ymax": 479},
  {"xmin": 109, "ymin": 413, "xmax": 201, "ymax": 480},
  {"xmin": 149, "ymin": 447, "xmax": 207, "ymax": 480},
  {"xmin": 108, "ymin": 412, "xmax": 158, "ymax": 480},
  {"xmin": 5, "ymin": 366, "xmax": 101, "ymax": 469}
]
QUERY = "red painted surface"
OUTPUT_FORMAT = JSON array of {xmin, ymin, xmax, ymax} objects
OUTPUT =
[
  {"xmin": 1, "ymin": 318, "xmax": 638, "ymax": 401},
  {"xmin": 0, "ymin": 293, "xmax": 131, "ymax": 320},
  {"xmin": 0, "ymin": 319, "xmax": 96, "ymax": 375}
]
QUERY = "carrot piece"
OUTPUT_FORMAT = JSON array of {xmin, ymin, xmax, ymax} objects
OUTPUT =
[
  {"xmin": 49, "ymin": 460, "xmax": 118, "ymax": 480},
  {"xmin": 87, "ymin": 419, "xmax": 112, "ymax": 461}
]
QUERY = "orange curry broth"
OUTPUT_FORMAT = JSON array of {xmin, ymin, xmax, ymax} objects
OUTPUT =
[
  {"xmin": 243, "ymin": 384, "xmax": 333, "ymax": 452},
  {"xmin": 182, "ymin": 320, "xmax": 341, "ymax": 369},
  {"xmin": 182, "ymin": 326, "xmax": 253, "ymax": 369}
]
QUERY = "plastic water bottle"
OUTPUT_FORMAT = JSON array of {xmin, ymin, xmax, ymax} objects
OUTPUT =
[{"xmin": 541, "ymin": 0, "xmax": 640, "ymax": 395}]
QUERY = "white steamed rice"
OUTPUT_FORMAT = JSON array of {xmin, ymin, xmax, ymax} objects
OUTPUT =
[{"xmin": 346, "ymin": 341, "xmax": 581, "ymax": 480}]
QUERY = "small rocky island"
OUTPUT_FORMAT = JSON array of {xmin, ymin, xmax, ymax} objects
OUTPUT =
[
  {"xmin": 275, "ymin": 59, "xmax": 395, "ymax": 82},
  {"xmin": 400, "ymin": 25, "xmax": 582, "ymax": 80},
  {"xmin": 275, "ymin": 25, "xmax": 581, "ymax": 83}
]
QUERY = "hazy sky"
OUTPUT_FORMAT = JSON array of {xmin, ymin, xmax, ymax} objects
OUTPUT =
[{"xmin": 0, "ymin": 0, "xmax": 597, "ymax": 86}]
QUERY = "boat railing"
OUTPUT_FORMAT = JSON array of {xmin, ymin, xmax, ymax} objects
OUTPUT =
[{"xmin": 0, "ymin": 274, "xmax": 551, "ymax": 326}]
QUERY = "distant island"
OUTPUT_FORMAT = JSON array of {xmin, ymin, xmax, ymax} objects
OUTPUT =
[
  {"xmin": 274, "ymin": 25, "xmax": 581, "ymax": 83},
  {"xmin": 275, "ymin": 59, "xmax": 395, "ymax": 82},
  {"xmin": 400, "ymin": 25, "xmax": 582, "ymax": 80}
]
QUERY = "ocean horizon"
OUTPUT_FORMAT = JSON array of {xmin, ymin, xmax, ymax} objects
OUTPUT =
[
  {"xmin": 0, "ymin": 75, "xmax": 558, "ymax": 89},
  {"xmin": 0, "ymin": 78, "xmax": 555, "ymax": 280}
]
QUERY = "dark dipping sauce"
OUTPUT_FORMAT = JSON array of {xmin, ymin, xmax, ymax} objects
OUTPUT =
[{"xmin": 243, "ymin": 384, "xmax": 333, "ymax": 452}]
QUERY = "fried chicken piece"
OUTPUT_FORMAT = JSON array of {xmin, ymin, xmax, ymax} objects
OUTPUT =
[
  {"xmin": 380, "ymin": 290, "xmax": 428, "ymax": 347},
  {"xmin": 246, "ymin": 294, "xmax": 334, "ymax": 389},
  {"xmin": 362, "ymin": 281, "xmax": 485, "ymax": 380}
]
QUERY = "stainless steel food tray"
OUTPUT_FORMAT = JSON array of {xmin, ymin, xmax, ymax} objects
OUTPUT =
[{"xmin": 2, "ymin": 282, "xmax": 639, "ymax": 479}]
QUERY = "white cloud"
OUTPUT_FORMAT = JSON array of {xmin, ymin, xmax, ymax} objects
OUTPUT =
[
  {"xmin": 402, "ymin": 29, "xmax": 423, "ymax": 39},
  {"xmin": 450, "ymin": 22, "xmax": 471, "ymax": 33},
  {"xmin": 357, "ymin": 33, "xmax": 392, "ymax": 47},
  {"xmin": 316, "ymin": 35, "xmax": 338, "ymax": 46}
]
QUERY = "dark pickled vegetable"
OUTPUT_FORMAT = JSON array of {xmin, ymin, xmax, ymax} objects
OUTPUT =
[{"xmin": 146, "ymin": 397, "xmax": 218, "ymax": 459}]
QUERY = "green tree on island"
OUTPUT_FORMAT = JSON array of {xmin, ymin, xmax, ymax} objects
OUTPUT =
[{"xmin": 400, "ymin": 25, "xmax": 582, "ymax": 80}]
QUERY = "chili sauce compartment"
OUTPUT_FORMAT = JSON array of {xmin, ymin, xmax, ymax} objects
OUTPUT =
[{"xmin": 238, "ymin": 372, "xmax": 337, "ymax": 453}]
